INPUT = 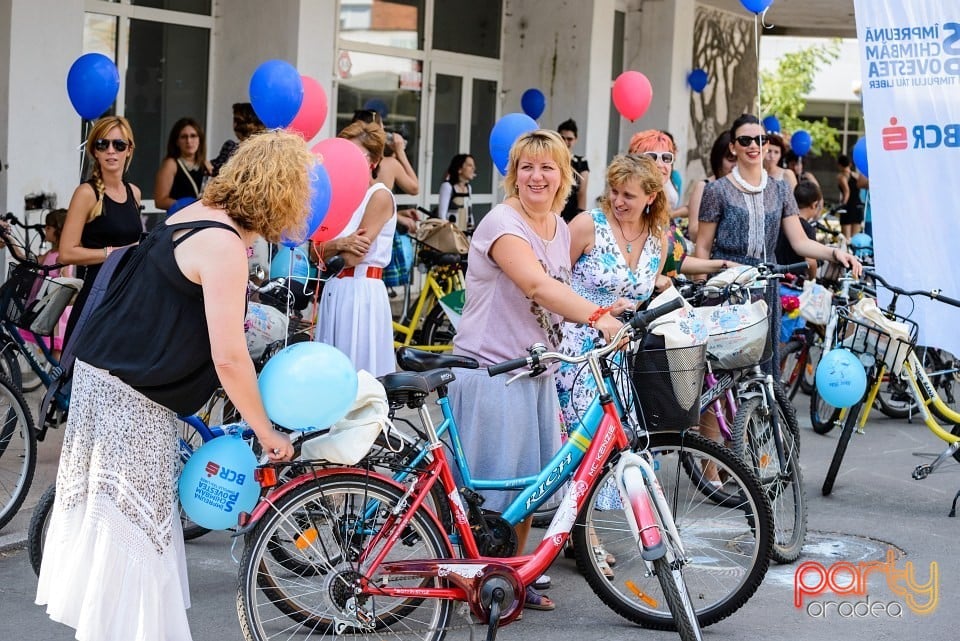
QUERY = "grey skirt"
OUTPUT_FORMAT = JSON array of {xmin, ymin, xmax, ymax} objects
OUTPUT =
[{"xmin": 447, "ymin": 367, "xmax": 562, "ymax": 513}]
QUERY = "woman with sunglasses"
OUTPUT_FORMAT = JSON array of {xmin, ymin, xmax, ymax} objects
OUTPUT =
[
  {"xmin": 59, "ymin": 116, "xmax": 145, "ymax": 348},
  {"xmin": 694, "ymin": 114, "xmax": 859, "ymax": 272}
]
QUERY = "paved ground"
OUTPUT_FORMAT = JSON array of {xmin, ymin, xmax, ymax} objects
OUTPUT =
[{"xmin": 1, "ymin": 391, "xmax": 958, "ymax": 640}]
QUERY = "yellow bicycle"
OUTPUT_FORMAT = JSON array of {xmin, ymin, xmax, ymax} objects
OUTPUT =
[
  {"xmin": 392, "ymin": 245, "xmax": 464, "ymax": 352},
  {"xmin": 820, "ymin": 269, "xmax": 960, "ymax": 503}
]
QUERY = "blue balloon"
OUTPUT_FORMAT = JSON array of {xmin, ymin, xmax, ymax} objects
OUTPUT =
[
  {"xmin": 815, "ymin": 348, "xmax": 867, "ymax": 408},
  {"xmin": 270, "ymin": 245, "xmax": 317, "ymax": 285},
  {"xmin": 791, "ymin": 130, "xmax": 812, "ymax": 156},
  {"xmin": 762, "ymin": 115, "xmax": 781, "ymax": 134},
  {"xmin": 740, "ymin": 0, "xmax": 774, "ymax": 13},
  {"xmin": 249, "ymin": 60, "xmax": 304, "ymax": 129},
  {"xmin": 852, "ymin": 137, "xmax": 869, "ymax": 178},
  {"xmin": 178, "ymin": 432, "xmax": 259, "ymax": 530},
  {"xmin": 66, "ymin": 53, "xmax": 120, "ymax": 120},
  {"xmin": 489, "ymin": 113, "xmax": 539, "ymax": 176},
  {"xmin": 688, "ymin": 69, "xmax": 708, "ymax": 93},
  {"xmin": 166, "ymin": 197, "xmax": 196, "ymax": 217},
  {"xmin": 520, "ymin": 88, "xmax": 546, "ymax": 120},
  {"xmin": 281, "ymin": 163, "xmax": 331, "ymax": 248},
  {"xmin": 258, "ymin": 342, "xmax": 358, "ymax": 431}
]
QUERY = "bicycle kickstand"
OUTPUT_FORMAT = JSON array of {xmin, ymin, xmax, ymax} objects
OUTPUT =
[{"xmin": 949, "ymin": 488, "xmax": 960, "ymax": 517}]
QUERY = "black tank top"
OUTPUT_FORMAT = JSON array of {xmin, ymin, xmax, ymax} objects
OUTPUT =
[
  {"xmin": 846, "ymin": 175, "xmax": 862, "ymax": 210},
  {"xmin": 170, "ymin": 160, "xmax": 206, "ymax": 200},
  {"xmin": 75, "ymin": 220, "xmax": 242, "ymax": 415}
]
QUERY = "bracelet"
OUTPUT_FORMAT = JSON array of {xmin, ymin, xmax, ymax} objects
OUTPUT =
[{"xmin": 587, "ymin": 305, "xmax": 612, "ymax": 328}]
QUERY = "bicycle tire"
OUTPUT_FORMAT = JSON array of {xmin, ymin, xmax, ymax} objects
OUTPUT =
[
  {"xmin": 531, "ymin": 503, "xmax": 557, "ymax": 528},
  {"xmin": 821, "ymin": 400, "xmax": 863, "ymax": 496},
  {"xmin": 810, "ymin": 387, "xmax": 841, "ymax": 434},
  {"xmin": 420, "ymin": 302, "xmax": 456, "ymax": 348},
  {"xmin": 921, "ymin": 347, "xmax": 960, "ymax": 418},
  {"xmin": 0, "ymin": 336, "xmax": 23, "ymax": 390},
  {"xmin": 573, "ymin": 431, "xmax": 772, "ymax": 629},
  {"xmin": 237, "ymin": 474, "xmax": 451, "ymax": 641},
  {"xmin": 0, "ymin": 375, "xmax": 36, "ymax": 530},
  {"xmin": 800, "ymin": 338, "xmax": 821, "ymax": 395},
  {"xmin": 774, "ymin": 380, "xmax": 801, "ymax": 450},
  {"xmin": 177, "ymin": 417, "xmax": 213, "ymax": 540},
  {"xmin": 731, "ymin": 398, "xmax": 807, "ymax": 564},
  {"xmin": 27, "ymin": 483, "xmax": 56, "ymax": 575},
  {"xmin": 779, "ymin": 340, "xmax": 805, "ymax": 401},
  {"xmin": 653, "ymin": 555, "xmax": 703, "ymax": 641},
  {"xmin": 873, "ymin": 374, "xmax": 917, "ymax": 419}
]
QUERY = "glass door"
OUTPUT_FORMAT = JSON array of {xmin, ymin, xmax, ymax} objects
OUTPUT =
[{"xmin": 426, "ymin": 62, "xmax": 498, "ymax": 223}]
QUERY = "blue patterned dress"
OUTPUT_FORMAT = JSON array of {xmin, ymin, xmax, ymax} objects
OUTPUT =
[{"xmin": 555, "ymin": 210, "xmax": 662, "ymax": 508}]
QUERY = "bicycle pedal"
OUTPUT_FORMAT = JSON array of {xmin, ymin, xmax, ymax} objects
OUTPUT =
[{"xmin": 912, "ymin": 464, "xmax": 932, "ymax": 480}]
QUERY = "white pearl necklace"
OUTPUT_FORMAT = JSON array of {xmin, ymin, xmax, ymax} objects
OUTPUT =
[{"xmin": 731, "ymin": 165, "xmax": 767, "ymax": 193}]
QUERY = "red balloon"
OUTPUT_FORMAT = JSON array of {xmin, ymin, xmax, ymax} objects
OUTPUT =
[
  {"xmin": 612, "ymin": 71, "xmax": 653, "ymax": 122},
  {"xmin": 287, "ymin": 75, "xmax": 327, "ymax": 142},
  {"xmin": 310, "ymin": 138, "xmax": 370, "ymax": 243}
]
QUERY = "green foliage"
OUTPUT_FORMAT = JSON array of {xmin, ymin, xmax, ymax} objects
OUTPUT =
[{"xmin": 760, "ymin": 40, "xmax": 842, "ymax": 156}]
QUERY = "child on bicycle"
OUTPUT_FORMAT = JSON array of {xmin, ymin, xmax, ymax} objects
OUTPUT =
[{"xmin": 17, "ymin": 209, "xmax": 74, "ymax": 357}]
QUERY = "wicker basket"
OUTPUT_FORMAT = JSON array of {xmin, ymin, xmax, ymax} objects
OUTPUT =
[
  {"xmin": 0, "ymin": 263, "xmax": 79, "ymax": 336},
  {"xmin": 630, "ymin": 341, "xmax": 707, "ymax": 431}
]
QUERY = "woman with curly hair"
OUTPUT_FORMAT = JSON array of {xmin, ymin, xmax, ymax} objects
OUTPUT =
[
  {"xmin": 36, "ymin": 131, "xmax": 308, "ymax": 641},
  {"xmin": 59, "ymin": 115, "xmax": 145, "ymax": 347},
  {"xmin": 315, "ymin": 120, "xmax": 398, "ymax": 376}
]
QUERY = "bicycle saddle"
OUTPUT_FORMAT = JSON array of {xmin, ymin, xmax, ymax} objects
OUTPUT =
[
  {"xmin": 419, "ymin": 248, "xmax": 463, "ymax": 268},
  {"xmin": 396, "ymin": 346, "xmax": 479, "ymax": 372},
  {"xmin": 380, "ymin": 369, "xmax": 456, "ymax": 396}
]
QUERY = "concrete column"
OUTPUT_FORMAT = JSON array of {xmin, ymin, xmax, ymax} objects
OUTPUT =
[
  {"xmin": 623, "ymin": 0, "xmax": 696, "ymax": 150},
  {"xmin": 1, "ymin": 0, "xmax": 84, "ymax": 219}
]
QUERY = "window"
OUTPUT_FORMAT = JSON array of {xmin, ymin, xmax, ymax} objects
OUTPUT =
[
  {"xmin": 132, "ymin": 0, "xmax": 211, "ymax": 15},
  {"xmin": 339, "ymin": 0, "xmax": 425, "ymax": 51},
  {"xmin": 433, "ymin": 0, "xmax": 502, "ymax": 58}
]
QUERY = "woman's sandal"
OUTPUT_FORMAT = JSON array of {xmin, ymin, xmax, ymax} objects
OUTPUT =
[
  {"xmin": 524, "ymin": 586, "xmax": 556, "ymax": 611},
  {"xmin": 593, "ymin": 545, "xmax": 615, "ymax": 579}
]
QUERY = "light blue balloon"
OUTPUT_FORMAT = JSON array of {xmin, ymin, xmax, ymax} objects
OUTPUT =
[
  {"xmin": 66, "ymin": 53, "xmax": 120, "ymax": 120},
  {"xmin": 852, "ymin": 137, "xmax": 869, "ymax": 178},
  {"xmin": 249, "ymin": 60, "xmax": 304, "ymax": 129},
  {"xmin": 258, "ymin": 342, "xmax": 358, "ymax": 431},
  {"xmin": 270, "ymin": 245, "xmax": 317, "ymax": 285},
  {"xmin": 489, "ymin": 113, "xmax": 539, "ymax": 176},
  {"xmin": 815, "ymin": 348, "xmax": 867, "ymax": 408},
  {"xmin": 178, "ymin": 432, "xmax": 259, "ymax": 530},
  {"xmin": 791, "ymin": 130, "xmax": 812, "ymax": 156}
]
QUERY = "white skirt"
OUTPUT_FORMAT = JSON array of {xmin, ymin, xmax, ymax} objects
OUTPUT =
[
  {"xmin": 36, "ymin": 360, "xmax": 191, "ymax": 641},
  {"xmin": 315, "ymin": 272, "xmax": 396, "ymax": 377}
]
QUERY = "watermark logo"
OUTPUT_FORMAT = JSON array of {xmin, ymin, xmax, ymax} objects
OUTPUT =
[{"xmin": 794, "ymin": 549, "xmax": 938, "ymax": 618}]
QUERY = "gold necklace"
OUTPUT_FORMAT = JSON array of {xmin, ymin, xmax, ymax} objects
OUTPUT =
[{"xmin": 612, "ymin": 215, "xmax": 644, "ymax": 253}]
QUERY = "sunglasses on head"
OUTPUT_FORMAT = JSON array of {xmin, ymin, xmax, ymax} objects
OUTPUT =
[
  {"xmin": 735, "ymin": 135, "xmax": 765, "ymax": 148},
  {"xmin": 353, "ymin": 109, "xmax": 383, "ymax": 125},
  {"xmin": 94, "ymin": 138, "xmax": 129, "ymax": 152},
  {"xmin": 642, "ymin": 151, "xmax": 675, "ymax": 164}
]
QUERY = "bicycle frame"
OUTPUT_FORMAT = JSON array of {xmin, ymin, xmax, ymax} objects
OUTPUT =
[{"xmin": 392, "ymin": 264, "xmax": 463, "ymax": 353}]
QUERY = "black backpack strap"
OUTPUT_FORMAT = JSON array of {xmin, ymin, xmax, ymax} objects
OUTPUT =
[{"xmin": 40, "ymin": 246, "xmax": 132, "ymax": 424}]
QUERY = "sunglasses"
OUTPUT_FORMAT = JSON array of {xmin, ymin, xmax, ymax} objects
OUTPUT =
[
  {"xmin": 353, "ymin": 109, "xmax": 383, "ymax": 125},
  {"xmin": 93, "ymin": 138, "xmax": 130, "ymax": 152},
  {"xmin": 735, "ymin": 135, "xmax": 765, "ymax": 148},
  {"xmin": 642, "ymin": 151, "xmax": 675, "ymax": 164}
]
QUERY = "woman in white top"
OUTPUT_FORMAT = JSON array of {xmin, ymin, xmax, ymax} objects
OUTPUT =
[
  {"xmin": 315, "ymin": 121, "xmax": 397, "ymax": 376},
  {"xmin": 436, "ymin": 153, "xmax": 476, "ymax": 230}
]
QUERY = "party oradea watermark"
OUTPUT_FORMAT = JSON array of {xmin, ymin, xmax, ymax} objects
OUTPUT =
[{"xmin": 794, "ymin": 549, "xmax": 938, "ymax": 619}]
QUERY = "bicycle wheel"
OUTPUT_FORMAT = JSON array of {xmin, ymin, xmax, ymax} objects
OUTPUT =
[
  {"xmin": 0, "ymin": 337, "xmax": 23, "ymax": 390},
  {"xmin": 800, "ymin": 337, "xmax": 822, "ymax": 395},
  {"xmin": 177, "ymin": 418, "xmax": 212, "ymax": 540},
  {"xmin": 779, "ymin": 341, "xmax": 805, "ymax": 401},
  {"xmin": 921, "ymin": 347, "xmax": 960, "ymax": 417},
  {"xmin": 809, "ymin": 387, "xmax": 841, "ymax": 435},
  {"xmin": 237, "ymin": 474, "xmax": 452, "ymax": 641},
  {"xmin": 27, "ymin": 483, "xmax": 56, "ymax": 575},
  {"xmin": 731, "ymin": 398, "xmax": 807, "ymax": 564},
  {"xmin": 420, "ymin": 303, "xmax": 455, "ymax": 348},
  {"xmin": 873, "ymin": 373, "xmax": 917, "ymax": 419},
  {"xmin": 0, "ymin": 375, "xmax": 36, "ymax": 530},
  {"xmin": 573, "ymin": 431, "xmax": 772, "ymax": 629},
  {"xmin": 821, "ymin": 400, "xmax": 864, "ymax": 496},
  {"xmin": 653, "ymin": 556, "xmax": 702, "ymax": 641}
]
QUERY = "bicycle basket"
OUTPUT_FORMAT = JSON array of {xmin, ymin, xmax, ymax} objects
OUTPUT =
[
  {"xmin": 700, "ymin": 300, "xmax": 770, "ymax": 370},
  {"xmin": 630, "ymin": 339, "xmax": 707, "ymax": 431},
  {"xmin": 414, "ymin": 219, "xmax": 470, "ymax": 255},
  {"xmin": 0, "ymin": 263, "xmax": 80, "ymax": 336},
  {"xmin": 834, "ymin": 301, "xmax": 917, "ymax": 375}
]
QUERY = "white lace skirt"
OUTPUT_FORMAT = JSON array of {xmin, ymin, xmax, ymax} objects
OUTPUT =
[{"xmin": 36, "ymin": 360, "xmax": 192, "ymax": 641}]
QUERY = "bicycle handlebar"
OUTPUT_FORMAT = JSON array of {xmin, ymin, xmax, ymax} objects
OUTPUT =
[
  {"xmin": 487, "ymin": 297, "xmax": 684, "ymax": 377},
  {"xmin": 866, "ymin": 268, "xmax": 960, "ymax": 308},
  {"xmin": 0, "ymin": 215, "xmax": 63, "ymax": 272}
]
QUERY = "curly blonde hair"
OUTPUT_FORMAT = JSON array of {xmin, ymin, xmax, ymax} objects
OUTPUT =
[
  {"xmin": 202, "ymin": 130, "xmax": 315, "ymax": 243},
  {"xmin": 85, "ymin": 116, "xmax": 136, "ymax": 221},
  {"xmin": 503, "ymin": 130, "xmax": 573, "ymax": 213},
  {"xmin": 599, "ymin": 154, "xmax": 669, "ymax": 236}
]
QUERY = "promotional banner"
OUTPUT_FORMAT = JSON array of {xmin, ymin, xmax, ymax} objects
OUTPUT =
[{"xmin": 854, "ymin": 0, "xmax": 960, "ymax": 355}]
